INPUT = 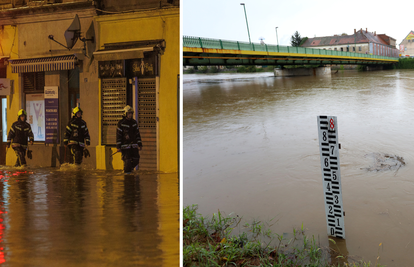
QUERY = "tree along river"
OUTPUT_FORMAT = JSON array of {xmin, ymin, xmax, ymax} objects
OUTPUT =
[
  {"xmin": 0, "ymin": 166, "xmax": 178, "ymax": 266},
  {"xmin": 183, "ymin": 70, "xmax": 414, "ymax": 266}
]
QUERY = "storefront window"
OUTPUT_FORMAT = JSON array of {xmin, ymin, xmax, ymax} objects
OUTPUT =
[
  {"xmin": 23, "ymin": 72, "xmax": 45, "ymax": 142},
  {"xmin": 26, "ymin": 94, "xmax": 45, "ymax": 141}
]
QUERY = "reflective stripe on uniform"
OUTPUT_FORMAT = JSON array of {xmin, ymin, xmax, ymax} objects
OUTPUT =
[{"xmin": 66, "ymin": 126, "xmax": 72, "ymax": 131}]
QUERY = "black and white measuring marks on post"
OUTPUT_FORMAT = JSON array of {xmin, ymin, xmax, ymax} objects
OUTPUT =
[{"xmin": 317, "ymin": 116, "xmax": 345, "ymax": 239}]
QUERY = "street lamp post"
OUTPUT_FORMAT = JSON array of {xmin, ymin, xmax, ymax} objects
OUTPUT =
[
  {"xmin": 275, "ymin": 27, "xmax": 279, "ymax": 46},
  {"xmin": 240, "ymin": 3, "xmax": 251, "ymax": 44}
]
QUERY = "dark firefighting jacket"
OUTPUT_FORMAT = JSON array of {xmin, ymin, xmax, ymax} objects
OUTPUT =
[
  {"xmin": 116, "ymin": 117, "xmax": 143, "ymax": 150},
  {"xmin": 7, "ymin": 120, "xmax": 34, "ymax": 148},
  {"xmin": 63, "ymin": 117, "xmax": 90, "ymax": 147}
]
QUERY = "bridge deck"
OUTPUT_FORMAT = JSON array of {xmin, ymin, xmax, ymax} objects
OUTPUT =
[{"xmin": 183, "ymin": 36, "xmax": 398, "ymax": 66}]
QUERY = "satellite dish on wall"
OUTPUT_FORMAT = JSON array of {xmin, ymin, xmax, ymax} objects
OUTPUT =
[
  {"xmin": 85, "ymin": 21, "xmax": 96, "ymax": 58},
  {"xmin": 48, "ymin": 14, "xmax": 94, "ymax": 56},
  {"xmin": 64, "ymin": 14, "xmax": 81, "ymax": 49}
]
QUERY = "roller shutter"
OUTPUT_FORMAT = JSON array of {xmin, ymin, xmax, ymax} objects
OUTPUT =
[
  {"xmin": 101, "ymin": 78, "xmax": 127, "ymax": 145},
  {"xmin": 138, "ymin": 78, "xmax": 157, "ymax": 171}
]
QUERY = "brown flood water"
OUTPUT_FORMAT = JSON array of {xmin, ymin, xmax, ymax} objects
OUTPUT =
[
  {"xmin": 0, "ymin": 166, "xmax": 178, "ymax": 266},
  {"xmin": 184, "ymin": 70, "xmax": 414, "ymax": 266}
]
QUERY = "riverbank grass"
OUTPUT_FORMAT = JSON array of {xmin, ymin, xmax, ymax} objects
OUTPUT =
[{"xmin": 183, "ymin": 205, "xmax": 384, "ymax": 267}]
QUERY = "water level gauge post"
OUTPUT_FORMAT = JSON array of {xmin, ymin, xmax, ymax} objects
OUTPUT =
[{"xmin": 317, "ymin": 115, "xmax": 345, "ymax": 239}]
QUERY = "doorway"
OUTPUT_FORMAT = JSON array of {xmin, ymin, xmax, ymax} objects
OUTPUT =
[{"xmin": 132, "ymin": 77, "xmax": 157, "ymax": 170}]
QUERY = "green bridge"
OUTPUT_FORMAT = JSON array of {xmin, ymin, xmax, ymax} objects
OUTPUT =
[{"xmin": 183, "ymin": 36, "xmax": 399, "ymax": 67}]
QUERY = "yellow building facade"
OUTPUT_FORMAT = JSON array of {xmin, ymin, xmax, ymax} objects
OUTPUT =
[
  {"xmin": 0, "ymin": 4, "xmax": 179, "ymax": 173},
  {"xmin": 95, "ymin": 7, "xmax": 179, "ymax": 173}
]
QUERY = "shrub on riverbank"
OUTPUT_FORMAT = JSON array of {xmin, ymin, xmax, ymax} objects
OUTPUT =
[
  {"xmin": 183, "ymin": 205, "xmax": 384, "ymax": 267},
  {"xmin": 396, "ymin": 58, "xmax": 414, "ymax": 69}
]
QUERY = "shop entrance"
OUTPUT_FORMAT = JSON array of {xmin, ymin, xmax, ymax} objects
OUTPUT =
[{"xmin": 132, "ymin": 77, "xmax": 157, "ymax": 171}]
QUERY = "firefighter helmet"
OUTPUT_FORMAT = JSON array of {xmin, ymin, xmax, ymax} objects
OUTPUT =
[
  {"xmin": 123, "ymin": 105, "xmax": 134, "ymax": 116},
  {"xmin": 17, "ymin": 109, "xmax": 27, "ymax": 117},
  {"xmin": 72, "ymin": 106, "xmax": 82, "ymax": 117}
]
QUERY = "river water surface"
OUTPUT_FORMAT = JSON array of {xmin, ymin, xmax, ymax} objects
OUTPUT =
[
  {"xmin": 0, "ymin": 166, "xmax": 178, "ymax": 266},
  {"xmin": 184, "ymin": 70, "xmax": 414, "ymax": 266}
]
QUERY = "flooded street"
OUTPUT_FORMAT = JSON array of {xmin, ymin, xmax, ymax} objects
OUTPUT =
[
  {"xmin": 183, "ymin": 70, "xmax": 414, "ymax": 266},
  {"xmin": 0, "ymin": 166, "xmax": 178, "ymax": 266}
]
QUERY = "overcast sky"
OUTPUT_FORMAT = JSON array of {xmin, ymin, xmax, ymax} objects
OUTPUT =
[{"xmin": 183, "ymin": 0, "xmax": 413, "ymax": 47}]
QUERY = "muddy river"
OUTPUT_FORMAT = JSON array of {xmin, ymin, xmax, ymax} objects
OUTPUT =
[
  {"xmin": 0, "ymin": 166, "xmax": 178, "ymax": 266},
  {"xmin": 183, "ymin": 70, "xmax": 414, "ymax": 266}
]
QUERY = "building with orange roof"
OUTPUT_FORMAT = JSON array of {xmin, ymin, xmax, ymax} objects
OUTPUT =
[{"xmin": 301, "ymin": 28, "xmax": 398, "ymax": 57}]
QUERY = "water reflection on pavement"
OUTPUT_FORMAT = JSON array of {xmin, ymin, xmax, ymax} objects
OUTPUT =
[{"xmin": 0, "ymin": 166, "xmax": 178, "ymax": 266}]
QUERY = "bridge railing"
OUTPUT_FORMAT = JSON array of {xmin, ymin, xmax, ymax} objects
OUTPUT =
[{"xmin": 183, "ymin": 36, "xmax": 399, "ymax": 61}]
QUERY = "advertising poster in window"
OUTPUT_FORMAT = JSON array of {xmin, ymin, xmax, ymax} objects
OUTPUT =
[
  {"xmin": 44, "ymin": 86, "xmax": 59, "ymax": 144},
  {"xmin": 26, "ymin": 94, "xmax": 45, "ymax": 141}
]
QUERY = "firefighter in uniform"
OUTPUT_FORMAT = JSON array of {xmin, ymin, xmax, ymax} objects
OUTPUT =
[
  {"xmin": 63, "ymin": 107, "xmax": 90, "ymax": 165},
  {"xmin": 116, "ymin": 105, "xmax": 143, "ymax": 174},
  {"xmin": 7, "ymin": 109, "xmax": 34, "ymax": 167}
]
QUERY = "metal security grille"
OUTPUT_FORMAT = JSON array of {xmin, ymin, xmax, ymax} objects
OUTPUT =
[
  {"xmin": 138, "ymin": 78, "xmax": 157, "ymax": 170},
  {"xmin": 23, "ymin": 72, "xmax": 45, "ymax": 92},
  {"xmin": 101, "ymin": 78, "xmax": 126, "ymax": 145}
]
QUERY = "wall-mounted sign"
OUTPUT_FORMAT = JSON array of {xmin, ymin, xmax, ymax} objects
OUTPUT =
[
  {"xmin": 0, "ymin": 78, "xmax": 10, "ymax": 95},
  {"xmin": 44, "ymin": 86, "xmax": 59, "ymax": 144},
  {"xmin": 98, "ymin": 60, "xmax": 124, "ymax": 78},
  {"xmin": 128, "ymin": 52, "xmax": 157, "ymax": 78},
  {"xmin": 406, "ymin": 32, "xmax": 414, "ymax": 40}
]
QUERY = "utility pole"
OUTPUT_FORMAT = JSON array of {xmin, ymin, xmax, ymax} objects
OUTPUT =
[
  {"xmin": 276, "ymin": 27, "xmax": 279, "ymax": 46},
  {"xmin": 240, "ymin": 3, "xmax": 251, "ymax": 44}
]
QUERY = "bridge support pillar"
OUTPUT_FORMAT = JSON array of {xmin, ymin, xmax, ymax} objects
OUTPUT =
[
  {"xmin": 365, "ymin": 65, "xmax": 384, "ymax": 71},
  {"xmin": 274, "ymin": 67, "xmax": 331, "ymax": 77}
]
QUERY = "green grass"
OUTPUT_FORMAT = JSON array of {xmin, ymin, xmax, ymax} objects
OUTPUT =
[{"xmin": 183, "ymin": 205, "xmax": 385, "ymax": 267}]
